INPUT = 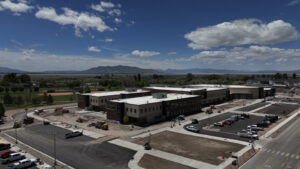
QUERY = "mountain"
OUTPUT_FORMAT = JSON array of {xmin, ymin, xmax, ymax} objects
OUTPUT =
[
  {"xmin": 163, "ymin": 68, "xmax": 249, "ymax": 74},
  {"xmin": 0, "ymin": 67, "xmax": 24, "ymax": 73},
  {"xmin": 81, "ymin": 65, "xmax": 160, "ymax": 74},
  {"xmin": 163, "ymin": 68, "xmax": 300, "ymax": 74}
]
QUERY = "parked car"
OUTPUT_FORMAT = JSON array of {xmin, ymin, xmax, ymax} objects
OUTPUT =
[
  {"xmin": 242, "ymin": 129, "xmax": 257, "ymax": 135},
  {"xmin": 191, "ymin": 119, "xmax": 199, "ymax": 124},
  {"xmin": 241, "ymin": 114, "xmax": 250, "ymax": 118},
  {"xmin": 214, "ymin": 122, "xmax": 224, "ymax": 127},
  {"xmin": 265, "ymin": 115, "xmax": 279, "ymax": 123},
  {"xmin": 248, "ymin": 126, "xmax": 264, "ymax": 131},
  {"xmin": 65, "ymin": 131, "xmax": 83, "ymax": 139},
  {"xmin": 237, "ymin": 115, "xmax": 245, "ymax": 120},
  {"xmin": 257, "ymin": 121, "xmax": 269, "ymax": 127},
  {"xmin": 0, "ymin": 150, "xmax": 16, "ymax": 159},
  {"xmin": 177, "ymin": 115, "xmax": 185, "ymax": 120},
  {"xmin": 230, "ymin": 115, "xmax": 239, "ymax": 121},
  {"xmin": 237, "ymin": 132, "xmax": 259, "ymax": 140},
  {"xmin": 0, "ymin": 143, "xmax": 11, "ymax": 151},
  {"xmin": 222, "ymin": 120, "xmax": 232, "ymax": 125},
  {"xmin": 2, "ymin": 153, "xmax": 25, "ymax": 164},
  {"xmin": 9, "ymin": 159, "xmax": 36, "ymax": 169},
  {"xmin": 186, "ymin": 125, "xmax": 200, "ymax": 133}
]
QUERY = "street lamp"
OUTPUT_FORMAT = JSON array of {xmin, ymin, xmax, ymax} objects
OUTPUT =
[
  {"xmin": 15, "ymin": 128, "xmax": 18, "ymax": 144},
  {"xmin": 53, "ymin": 131, "xmax": 57, "ymax": 168}
]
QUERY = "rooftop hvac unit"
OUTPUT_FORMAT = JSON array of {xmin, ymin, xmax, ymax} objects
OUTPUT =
[{"xmin": 152, "ymin": 93, "xmax": 167, "ymax": 99}]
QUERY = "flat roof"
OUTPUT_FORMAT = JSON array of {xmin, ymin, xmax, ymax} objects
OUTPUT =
[
  {"xmin": 144, "ymin": 86, "xmax": 205, "ymax": 92},
  {"xmin": 189, "ymin": 84, "xmax": 259, "ymax": 89},
  {"xmin": 82, "ymin": 89, "xmax": 148, "ymax": 97},
  {"xmin": 111, "ymin": 93, "xmax": 198, "ymax": 105}
]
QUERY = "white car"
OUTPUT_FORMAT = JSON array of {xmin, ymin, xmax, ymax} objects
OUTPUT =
[
  {"xmin": 2, "ymin": 153, "xmax": 25, "ymax": 164},
  {"xmin": 10, "ymin": 159, "xmax": 36, "ymax": 169}
]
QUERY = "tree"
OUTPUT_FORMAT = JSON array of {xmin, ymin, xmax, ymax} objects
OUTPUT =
[
  {"xmin": 283, "ymin": 73, "xmax": 288, "ymax": 79},
  {"xmin": 46, "ymin": 95, "xmax": 54, "ymax": 105},
  {"xmin": 186, "ymin": 73, "xmax": 194, "ymax": 81},
  {"xmin": 18, "ymin": 74, "xmax": 31, "ymax": 83},
  {"xmin": 0, "ymin": 103, "xmax": 5, "ymax": 117},
  {"xmin": 84, "ymin": 86, "xmax": 91, "ymax": 93},
  {"xmin": 3, "ymin": 92, "xmax": 13, "ymax": 105},
  {"xmin": 42, "ymin": 92, "xmax": 48, "ymax": 102},
  {"xmin": 137, "ymin": 73, "xmax": 141, "ymax": 81},
  {"xmin": 3, "ymin": 73, "xmax": 18, "ymax": 83},
  {"xmin": 11, "ymin": 86, "xmax": 19, "ymax": 93},
  {"xmin": 0, "ymin": 87, "xmax": 4, "ymax": 93},
  {"xmin": 15, "ymin": 96, "xmax": 24, "ymax": 106},
  {"xmin": 274, "ymin": 73, "xmax": 282, "ymax": 79},
  {"xmin": 31, "ymin": 97, "xmax": 41, "ymax": 105},
  {"xmin": 293, "ymin": 73, "xmax": 297, "ymax": 79}
]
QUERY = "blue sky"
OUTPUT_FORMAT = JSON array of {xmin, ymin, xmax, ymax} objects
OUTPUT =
[{"xmin": 1, "ymin": 0, "xmax": 300, "ymax": 71}]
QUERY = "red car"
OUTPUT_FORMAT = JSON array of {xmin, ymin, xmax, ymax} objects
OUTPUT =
[
  {"xmin": 222, "ymin": 120, "xmax": 232, "ymax": 126},
  {"xmin": 0, "ymin": 150, "xmax": 16, "ymax": 159}
]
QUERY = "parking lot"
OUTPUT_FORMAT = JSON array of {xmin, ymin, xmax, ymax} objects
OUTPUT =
[
  {"xmin": 0, "ymin": 151, "xmax": 38, "ymax": 169},
  {"xmin": 184, "ymin": 113, "xmax": 267, "ymax": 141},
  {"xmin": 5, "ymin": 124, "xmax": 136, "ymax": 169},
  {"xmin": 271, "ymin": 97, "xmax": 300, "ymax": 104},
  {"xmin": 257, "ymin": 103, "xmax": 299, "ymax": 116},
  {"xmin": 236, "ymin": 102, "xmax": 270, "ymax": 112}
]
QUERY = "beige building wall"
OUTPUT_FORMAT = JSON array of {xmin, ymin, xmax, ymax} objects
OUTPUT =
[
  {"xmin": 125, "ymin": 102, "xmax": 163, "ymax": 122},
  {"xmin": 90, "ymin": 95, "xmax": 121, "ymax": 107}
]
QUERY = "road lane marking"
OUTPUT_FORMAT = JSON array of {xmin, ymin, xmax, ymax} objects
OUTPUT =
[
  {"xmin": 290, "ymin": 154, "xmax": 294, "ymax": 158},
  {"xmin": 281, "ymin": 152, "xmax": 285, "ymax": 156},
  {"xmin": 271, "ymin": 150, "xmax": 276, "ymax": 154},
  {"xmin": 285, "ymin": 153, "xmax": 290, "ymax": 157},
  {"xmin": 296, "ymin": 155, "xmax": 299, "ymax": 160},
  {"xmin": 267, "ymin": 149, "xmax": 271, "ymax": 153},
  {"xmin": 276, "ymin": 151, "xmax": 280, "ymax": 155}
]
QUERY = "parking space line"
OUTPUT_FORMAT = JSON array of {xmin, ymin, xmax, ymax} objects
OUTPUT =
[
  {"xmin": 296, "ymin": 155, "xmax": 299, "ymax": 160},
  {"xmin": 276, "ymin": 151, "xmax": 280, "ymax": 155},
  {"xmin": 290, "ymin": 154, "xmax": 294, "ymax": 158},
  {"xmin": 267, "ymin": 149, "xmax": 271, "ymax": 153},
  {"xmin": 281, "ymin": 152, "xmax": 285, "ymax": 156},
  {"xmin": 285, "ymin": 153, "xmax": 290, "ymax": 157},
  {"xmin": 271, "ymin": 150, "xmax": 276, "ymax": 154}
]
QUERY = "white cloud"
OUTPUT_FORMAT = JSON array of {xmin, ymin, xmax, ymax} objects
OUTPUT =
[
  {"xmin": 114, "ymin": 18, "xmax": 122, "ymax": 23},
  {"xmin": 0, "ymin": 0, "xmax": 33, "ymax": 14},
  {"xmin": 108, "ymin": 9, "xmax": 121, "ymax": 16},
  {"xmin": 0, "ymin": 49, "xmax": 181, "ymax": 71},
  {"xmin": 168, "ymin": 52, "xmax": 177, "ymax": 55},
  {"xmin": 88, "ymin": 46, "xmax": 101, "ymax": 52},
  {"xmin": 35, "ymin": 7, "xmax": 111, "ymax": 37},
  {"xmin": 288, "ymin": 0, "xmax": 300, "ymax": 6},
  {"xmin": 184, "ymin": 19, "xmax": 300, "ymax": 50},
  {"xmin": 104, "ymin": 38, "xmax": 113, "ymax": 42},
  {"xmin": 182, "ymin": 46, "xmax": 300, "ymax": 64},
  {"xmin": 91, "ymin": 1, "xmax": 115, "ymax": 12},
  {"xmin": 131, "ymin": 50, "xmax": 160, "ymax": 58}
]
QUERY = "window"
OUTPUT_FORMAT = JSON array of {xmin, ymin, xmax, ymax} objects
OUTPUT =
[
  {"xmin": 160, "ymin": 106, "xmax": 162, "ymax": 110},
  {"xmin": 130, "ymin": 108, "xmax": 132, "ymax": 112},
  {"xmin": 145, "ymin": 108, "xmax": 147, "ymax": 112},
  {"xmin": 134, "ymin": 109, "xmax": 136, "ymax": 113},
  {"xmin": 140, "ymin": 109, "xmax": 143, "ymax": 113},
  {"xmin": 126, "ymin": 108, "xmax": 128, "ymax": 112}
]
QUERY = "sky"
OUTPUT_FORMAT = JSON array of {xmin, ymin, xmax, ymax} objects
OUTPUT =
[{"xmin": 0, "ymin": 0, "xmax": 300, "ymax": 71}]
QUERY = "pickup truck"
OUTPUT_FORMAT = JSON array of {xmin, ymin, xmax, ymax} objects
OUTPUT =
[
  {"xmin": 0, "ymin": 143, "xmax": 11, "ymax": 151},
  {"xmin": 0, "ymin": 150, "xmax": 16, "ymax": 159},
  {"xmin": 9, "ymin": 159, "xmax": 36, "ymax": 169},
  {"xmin": 2, "ymin": 153, "xmax": 25, "ymax": 164}
]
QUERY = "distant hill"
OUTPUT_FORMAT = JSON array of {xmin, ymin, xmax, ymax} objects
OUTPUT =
[
  {"xmin": 80, "ymin": 65, "xmax": 160, "ymax": 74},
  {"xmin": 0, "ymin": 67, "xmax": 24, "ymax": 73},
  {"xmin": 163, "ymin": 68, "xmax": 300, "ymax": 74},
  {"xmin": 163, "ymin": 68, "xmax": 249, "ymax": 74},
  {"xmin": 0, "ymin": 65, "xmax": 299, "ymax": 75}
]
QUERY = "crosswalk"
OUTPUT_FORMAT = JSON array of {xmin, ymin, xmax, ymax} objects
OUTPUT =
[{"xmin": 261, "ymin": 148, "xmax": 300, "ymax": 160}]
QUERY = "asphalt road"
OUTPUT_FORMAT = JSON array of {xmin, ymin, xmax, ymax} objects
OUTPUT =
[
  {"xmin": 240, "ymin": 117, "xmax": 300, "ymax": 169},
  {"xmin": 258, "ymin": 103, "xmax": 299, "ymax": 116},
  {"xmin": 6, "ymin": 124, "xmax": 136, "ymax": 169},
  {"xmin": 236, "ymin": 102, "xmax": 270, "ymax": 112}
]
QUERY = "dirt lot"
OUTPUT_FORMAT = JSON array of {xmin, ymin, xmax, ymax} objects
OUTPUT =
[
  {"xmin": 216, "ymin": 100, "xmax": 254, "ymax": 110},
  {"xmin": 134, "ymin": 131, "xmax": 245, "ymax": 165},
  {"xmin": 138, "ymin": 154, "xmax": 196, "ymax": 169}
]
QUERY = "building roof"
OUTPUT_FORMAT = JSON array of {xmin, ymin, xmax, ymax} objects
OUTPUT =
[
  {"xmin": 189, "ymin": 84, "xmax": 259, "ymax": 89},
  {"xmin": 144, "ymin": 86, "xmax": 205, "ymax": 92},
  {"xmin": 82, "ymin": 89, "xmax": 148, "ymax": 97},
  {"xmin": 110, "ymin": 93, "xmax": 198, "ymax": 105}
]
